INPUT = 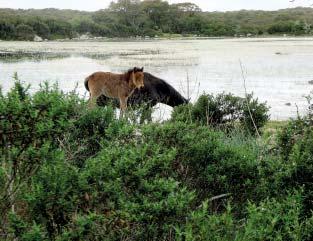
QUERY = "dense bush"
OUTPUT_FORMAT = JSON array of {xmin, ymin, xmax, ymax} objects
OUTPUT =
[
  {"xmin": 30, "ymin": 21, "xmax": 51, "ymax": 39},
  {"xmin": 0, "ymin": 81, "xmax": 82, "ymax": 231},
  {"xmin": 171, "ymin": 93, "xmax": 269, "ymax": 135},
  {"xmin": 142, "ymin": 123, "xmax": 260, "ymax": 207},
  {"xmin": 268, "ymin": 20, "xmax": 308, "ymax": 35},
  {"xmin": 276, "ymin": 94, "xmax": 313, "ymax": 214},
  {"xmin": 1, "ymin": 81, "xmax": 312, "ymax": 240},
  {"xmin": 277, "ymin": 92, "xmax": 313, "ymax": 159},
  {"xmin": 15, "ymin": 24, "xmax": 35, "ymax": 41},
  {"xmin": 176, "ymin": 193, "xmax": 313, "ymax": 241},
  {"xmin": 0, "ymin": 21, "xmax": 16, "ymax": 40}
]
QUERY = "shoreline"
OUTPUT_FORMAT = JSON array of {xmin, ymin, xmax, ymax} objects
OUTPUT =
[{"xmin": 2, "ymin": 35, "xmax": 313, "ymax": 43}]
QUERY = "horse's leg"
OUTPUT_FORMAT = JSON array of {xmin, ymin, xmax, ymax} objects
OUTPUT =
[
  {"xmin": 88, "ymin": 89, "xmax": 102, "ymax": 108},
  {"xmin": 88, "ymin": 96, "xmax": 98, "ymax": 108},
  {"xmin": 119, "ymin": 97, "xmax": 127, "ymax": 119},
  {"xmin": 96, "ymin": 95, "xmax": 110, "ymax": 107}
]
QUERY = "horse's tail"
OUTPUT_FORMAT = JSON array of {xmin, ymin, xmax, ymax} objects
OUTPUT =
[{"xmin": 84, "ymin": 76, "xmax": 90, "ymax": 91}]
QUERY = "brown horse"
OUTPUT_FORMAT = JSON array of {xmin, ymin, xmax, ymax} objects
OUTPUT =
[{"xmin": 84, "ymin": 67, "xmax": 144, "ymax": 112}]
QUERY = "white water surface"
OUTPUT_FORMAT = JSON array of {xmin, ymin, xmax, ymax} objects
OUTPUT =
[{"xmin": 1, "ymin": 38, "xmax": 313, "ymax": 120}]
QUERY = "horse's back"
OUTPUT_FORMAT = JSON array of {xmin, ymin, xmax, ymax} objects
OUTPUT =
[
  {"xmin": 86, "ymin": 72, "xmax": 121, "ymax": 98},
  {"xmin": 87, "ymin": 72, "xmax": 119, "ymax": 87},
  {"xmin": 87, "ymin": 71, "xmax": 111, "ymax": 81}
]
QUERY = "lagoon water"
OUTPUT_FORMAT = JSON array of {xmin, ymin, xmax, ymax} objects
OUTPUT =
[{"xmin": 1, "ymin": 38, "xmax": 313, "ymax": 120}]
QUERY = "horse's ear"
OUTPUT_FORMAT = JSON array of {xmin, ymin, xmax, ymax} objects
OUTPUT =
[{"xmin": 140, "ymin": 67, "xmax": 144, "ymax": 72}]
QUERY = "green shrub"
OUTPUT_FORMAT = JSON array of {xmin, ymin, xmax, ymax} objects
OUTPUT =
[
  {"xmin": 1, "ymin": 80, "xmax": 311, "ymax": 240},
  {"xmin": 241, "ymin": 93, "xmax": 270, "ymax": 135},
  {"xmin": 142, "ymin": 122, "xmax": 269, "ymax": 210},
  {"xmin": 176, "ymin": 202, "xmax": 236, "ymax": 241},
  {"xmin": 8, "ymin": 213, "xmax": 48, "ymax": 241},
  {"xmin": 177, "ymin": 193, "xmax": 313, "ymax": 241},
  {"xmin": 56, "ymin": 213, "xmax": 107, "ymax": 241},
  {"xmin": 63, "ymin": 106, "xmax": 124, "ymax": 166},
  {"xmin": 238, "ymin": 193, "xmax": 313, "ymax": 241},
  {"xmin": 15, "ymin": 24, "xmax": 35, "ymax": 41},
  {"xmin": 0, "ymin": 81, "xmax": 82, "ymax": 232},
  {"xmin": 0, "ymin": 81, "xmax": 132, "ymax": 238},
  {"xmin": 276, "ymin": 94, "xmax": 313, "ymax": 213},
  {"xmin": 171, "ymin": 92, "xmax": 269, "ymax": 134},
  {"xmin": 24, "ymin": 154, "xmax": 80, "ymax": 238},
  {"xmin": 77, "ymin": 142, "xmax": 194, "ymax": 240},
  {"xmin": 278, "ymin": 125, "xmax": 313, "ymax": 213},
  {"xmin": 276, "ymin": 118, "xmax": 309, "ymax": 160},
  {"xmin": 0, "ymin": 81, "xmax": 82, "ymax": 151},
  {"xmin": 277, "ymin": 92, "xmax": 313, "ymax": 160}
]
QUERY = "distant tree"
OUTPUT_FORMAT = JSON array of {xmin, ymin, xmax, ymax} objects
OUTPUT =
[
  {"xmin": 167, "ymin": 2, "xmax": 203, "ymax": 34},
  {"xmin": 45, "ymin": 19, "xmax": 74, "ymax": 39},
  {"xmin": 172, "ymin": 2, "xmax": 201, "ymax": 14},
  {"xmin": 31, "ymin": 21, "xmax": 50, "ymax": 39},
  {"xmin": 0, "ymin": 21, "xmax": 16, "ymax": 40},
  {"xmin": 74, "ymin": 20, "xmax": 96, "ymax": 33},
  {"xmin": 108, "ymin": 0, "xmax": 143, "ymax": 31},
  {"xmin": 141, "ymin": 0, "xmax": 170, "ymax": 30},
  {"xmin": 267, "ymin": 20, "xmax": 308, "ymax": 35},
  {"xmin": 292, "ymin": 20, "xmax": 307, "ymax": 35},
  {"xmin": 15, "ymin": 24, "xmax": 35, "ymax": 41}
]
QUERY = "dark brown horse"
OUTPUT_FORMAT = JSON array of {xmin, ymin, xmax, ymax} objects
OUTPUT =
[{"xmin": 96, "ymin": 72, "xmax": 189, "ymax": 122}]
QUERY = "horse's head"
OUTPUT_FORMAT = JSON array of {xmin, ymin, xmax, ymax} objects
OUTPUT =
[{"xmin": 130, "ymin": 67, "xmax": 144, "ymax": 89}]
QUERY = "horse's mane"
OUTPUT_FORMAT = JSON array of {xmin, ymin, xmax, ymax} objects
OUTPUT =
[
  {"xmin": 95, "ymin": 71, "xmax": 188, "ymax": 108},
  {"xmin": 124, "ymin": 67, "xmax": 143, "ymax": 82}
]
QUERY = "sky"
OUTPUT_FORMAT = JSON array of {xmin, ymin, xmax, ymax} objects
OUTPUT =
[{"xmin": 0, "ymin": 0, "xmax": 312, "ymax": 12}]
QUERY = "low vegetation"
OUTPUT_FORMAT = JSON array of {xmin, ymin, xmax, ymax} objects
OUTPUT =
[
  {"xmin": 1, "ymin": 0, "xmax": 313, "ymax": 40},
  {"xmin": 171, "ymin": 92, "xmax": 269, "ymax": 134},
  {"xmin": 1, "ymin": 80, "xmax": 313, "ymax": 240}
]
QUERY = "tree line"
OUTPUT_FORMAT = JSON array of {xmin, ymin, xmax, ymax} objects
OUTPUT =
[{"xmin": 1, "ymin": 0, "xmax": 313, "ymax": 40}]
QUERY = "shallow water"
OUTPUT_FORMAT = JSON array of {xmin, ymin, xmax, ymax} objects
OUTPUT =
[{"xmin": 1, "ymin": 38, "xmax": 313, "ymax": 120}]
